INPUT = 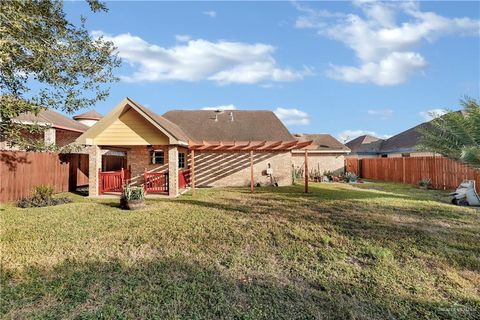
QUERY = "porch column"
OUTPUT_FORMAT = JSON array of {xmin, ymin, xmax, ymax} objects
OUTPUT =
[
  {"xmin": 168, "ymin": 145, "xmax": 179, "ymax": 197},
  {"xmin": 88, "ymin": 145, "xmax": 102, "ymax": 197}
]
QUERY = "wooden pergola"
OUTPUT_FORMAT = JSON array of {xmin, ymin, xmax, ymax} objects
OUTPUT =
[{"xmin": 187, "ymin": 140, "xmax": 313, "ymax": 195}]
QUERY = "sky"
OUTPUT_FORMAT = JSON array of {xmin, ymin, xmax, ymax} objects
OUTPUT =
[{"xmin": 64, "ymin": 0, "xmax": 480, "ymax": 142}]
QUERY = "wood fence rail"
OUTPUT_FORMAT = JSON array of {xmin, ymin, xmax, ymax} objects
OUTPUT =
[{"xmin": 345, "ymin": 157, "xmax": 480, "ymax": 192}]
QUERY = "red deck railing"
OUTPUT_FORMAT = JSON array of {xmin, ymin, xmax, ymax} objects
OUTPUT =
[
  {"xmin": 179, "ymin": 169, "xmax": 190, "ymax": 189},
  {"xmin": 144, "ymin": 170, "xmax": 169, "ymax": 194},
  {"xmin": 99, "ymin": 168, "xmax": 130, "ymax": 194}
]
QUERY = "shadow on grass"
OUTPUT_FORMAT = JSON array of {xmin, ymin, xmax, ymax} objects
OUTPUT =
[{"xmin": 2, "ymin": 257, "xmax": 477, "ymax": 320}]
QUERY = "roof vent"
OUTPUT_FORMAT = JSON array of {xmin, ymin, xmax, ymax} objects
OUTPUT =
[{"xmin": 213, "ymin": 109, "xmax": 223, "ymax": 122}]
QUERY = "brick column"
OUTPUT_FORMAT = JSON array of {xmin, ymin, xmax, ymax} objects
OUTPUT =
[
  {"xmin": 88, "ymin": 145, "xmax": 102, "ymax": 197},
  {"xmin": 168, "ymin": 145, "xmax": 179, "ymax": 197},
  {"xmin": 44, "ymin": 128, "xmax": 56, "ymax": 146}
]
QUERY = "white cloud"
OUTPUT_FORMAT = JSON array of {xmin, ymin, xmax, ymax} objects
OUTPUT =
[
  {"xmin": 274, "ymin": 108, "xmax": 310, "ymax": 126},
  {"xmin": 419, "ymin": 108, "xmax": 447, "ymax": 121},
  {"xmin": 327, "ymin": 52, "xmax": 427, "ymax": 86},
  {"xmin": 175, "ymin": 34, "xmax": 191, "ymax": 42},
  {"xmin": 201, "ymin": 104, "xmax": 237, "ymax": 111},
  {"xmin": 295, "ymin": 1, "xmax": 480, "ymax": 85},
  {"xmin": 203, "ymin": 11, "xmax": 217, "ymax": 18},
  {"xmin": 338, "ymin": 129, "xmax": 391, "ymax": 142},
  {"xmin": 367, "ymin": 108, "xmax": 394, "ymax": 120},
  {"xmin": 93, "ymin": 31, "xmax": 310, "ymax": 84}
]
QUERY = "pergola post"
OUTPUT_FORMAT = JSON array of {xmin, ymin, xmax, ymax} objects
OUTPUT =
[
  {"xmin": 304, "ymin": 149, "xmax": 309, "ymax": 193},
  {"xmin": 190, "ymin": 149, "xmax": 195, "ymax": 196},
  {"xmin": 250, "ymin": 150, "xmax": 254, "ymax": 193}
]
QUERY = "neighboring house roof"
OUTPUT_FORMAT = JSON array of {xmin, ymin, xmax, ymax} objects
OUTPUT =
[
  {"xmin": 14, "ymin": 109, "xmax": 88, "ymax": 133},
  {"xmin": 73, "ymin": 110, "xmax": 103, "ymax": 121},
  {"xmin": 379, "ymin": 123, "xmax": 430, "ymax": 153},
  {"xmin": 293, "ymin": 134, "xmax": 350, "ymax": 153},
  {"xmin": 162, "ymin": 110, "xmax": 296, "ymax": 142},
  {"xmin": 346, "ymin": 135, "xmax": 383, "ymax": 154}
]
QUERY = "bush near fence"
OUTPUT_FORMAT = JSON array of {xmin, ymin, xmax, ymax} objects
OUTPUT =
[{"xmin": 346, "ymin": 156, "xmax": 480, "ymax": 192}]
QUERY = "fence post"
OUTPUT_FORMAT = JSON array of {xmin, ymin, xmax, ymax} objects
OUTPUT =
[
  {"xmin": 121, "ymin": 168, "xmax": 125, "ymax": 189},
  {"xmin": 402, "ymin": 157, "xmax": 406, "ymax": 183}
]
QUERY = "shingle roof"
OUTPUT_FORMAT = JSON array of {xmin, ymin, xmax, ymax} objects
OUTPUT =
[
  {"xmin": 73, "ymin": 110, "xmax": 103, "ymax": 120},
  {"xmin": 14, "ymin": 109, "xmax": 88, "ymax": 132},
  {"xmin": 294, "ymin": 134, "xmax": 350, "ymax": 151},
  {"xmin": 380, "ymin": 123, "xmax": 431, "ymax": 153},
  {"xmin": 162, "ymin": 110, "xmax": 296, "ymax": 142},
  {"xmin": 346, "ymin": 135, "xmax": 383, "ymax": 154}
]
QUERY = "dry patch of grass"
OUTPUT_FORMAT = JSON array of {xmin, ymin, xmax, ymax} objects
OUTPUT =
[{"xmin": 1, "ymin": 182, "xmax": 479, "ymax": 319}]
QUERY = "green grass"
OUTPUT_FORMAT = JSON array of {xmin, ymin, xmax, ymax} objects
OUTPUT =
[{"xmin": 1, "ymin": 182, "xmax": 479, "ymax": 319}]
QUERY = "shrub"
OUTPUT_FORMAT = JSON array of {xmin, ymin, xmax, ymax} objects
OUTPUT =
[
  {"xmin": 418, "ymin": 178, "xmax": 432, "ymax": 189},
  {"xmin": 344, "ymin": 172, "xmax": 358, "ymax": 183},
  {"xmin": 17, "ymin": 185, "xmax": 72, "ymax": 208},
  {"xmin": 121, "ymin": 185, "xmax": 145, "ymax": 202}
]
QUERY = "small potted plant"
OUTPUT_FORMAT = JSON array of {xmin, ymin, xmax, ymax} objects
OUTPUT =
[{"xmin": 120, "ymin": 184, "xmax": 145, "ymax": 210}]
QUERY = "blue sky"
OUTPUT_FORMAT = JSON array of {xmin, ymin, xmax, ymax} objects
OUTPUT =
[{"xmin": 64, "ymin": 1, "xmax": 480, "ymax": 141}]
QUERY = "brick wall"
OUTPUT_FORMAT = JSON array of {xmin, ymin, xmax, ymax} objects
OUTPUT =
[
  {"xmin": 127, "ymin": 145, "xmax": 169, "ymax": 185},
  {"xmin": 55, "ymin": 129, "xmax": 82, "ymax": 147},
  {"xmin": 292, "ymin": 153, "xmax": 346, "ymax": 176},
  {"xmin": 193, "ymin": 151, "xmax": 292, "ymax": 187}
]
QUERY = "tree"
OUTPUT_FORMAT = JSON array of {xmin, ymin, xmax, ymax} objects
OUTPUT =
[
  {"xmin": 418, "ymin": 98, "xmax": 480, "ymax": 168},
  {"xmin": 0, "ymin": 0, "xmax": 120, "ymax": 150}
]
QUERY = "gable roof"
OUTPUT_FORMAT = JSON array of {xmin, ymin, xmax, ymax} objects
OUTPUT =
[
  {"xmin": 162, "ymin": 110, "xmax": 295, "ymax": 142},
  {"xmin": 14, "ymin": 109, "xmax": 88, "ymax": 133},
  {"xmin": 380, "ymin": 122, "xmax": 431, "ymax": 153},
  {"xmin": 75, "ymin": 97, "xmax": 190, "ymax": 145},
  {"xmin": 293, "ymin": 134, "xmax": 350, "ymax": 152},
  {"xmin": 346, "ymin": 135, "xmax": 383, "ymax": 154},
  {"xmin": 73, "ymin": 110, "xmax": 103, "ymax": 121}
]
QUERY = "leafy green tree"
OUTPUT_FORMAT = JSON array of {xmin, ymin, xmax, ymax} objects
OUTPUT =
[
  {"xmin": 419, "ymin": 98, "xmax": 480, "ymax": 168},
  {"xmin": 0, "ymin": 0, "xmax": 120, "ymax": 150}
]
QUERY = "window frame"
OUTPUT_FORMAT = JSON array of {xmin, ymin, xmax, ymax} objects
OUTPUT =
[
  {"xmin": 151, "ymin": 150, "xmax": 164, "ymax": 165},
  {"xmin": 178, "ymin": 152, "xmax": 186, "ymax": 169}
]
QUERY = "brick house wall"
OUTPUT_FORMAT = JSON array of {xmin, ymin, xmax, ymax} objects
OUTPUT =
[
  {"xmin": 193, "ymin": 151, "xmax": 292, "ymax": 187},
  {"xmin": 292, "ymin": 153, "xmax": 346, "ymax": 176},
  {"xmin": 55, "ymin": 129, "xmax": 83, "ymax": 147},
  {"xmin": 127, "ymin": 145, "xmax": 169, "ymax": 185}
]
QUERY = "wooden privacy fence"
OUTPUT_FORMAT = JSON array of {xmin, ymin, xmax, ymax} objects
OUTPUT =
[
  {"xmin": 346, "ymin": 157, "xmax": 480, "ymax": 192},
  {"xmin": 0, "ymin": 151, "xmax": 88, "ymax": 202},
  {"xmin": 0, "ymin": 151, "xmax": 128, "ymax": 202}
]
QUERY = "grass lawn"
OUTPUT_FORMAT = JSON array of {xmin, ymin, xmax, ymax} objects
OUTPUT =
[{"xmin": 1, "ymin": 182, "xmax": 479, "ymax": 319}]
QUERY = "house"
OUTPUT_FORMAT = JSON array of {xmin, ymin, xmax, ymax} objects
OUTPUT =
[
  {"xmin": 0, "ymin": 109, "xmax": 101, "ymax": 150},
  {"xmin": 346, "ymin": 122, "xmax": 435, "ymax": 158},
  {"xmin": 292, "ymin": 134, "xmax": 350, "ymax": 175},
  {"xmin": 75, "ymin": 97, "xmax": 314, "ymax": 197}
]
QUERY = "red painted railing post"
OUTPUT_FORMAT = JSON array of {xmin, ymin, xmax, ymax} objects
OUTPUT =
[{"xmin": 121, "ymin": 168, "xmax": 125, "ymax": 189}]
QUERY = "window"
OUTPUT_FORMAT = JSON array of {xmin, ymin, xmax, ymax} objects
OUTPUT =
[
  {"xmin": 401, "ymin": 153, "xmax": 411, "ymax": 158},
  {"xmin": 381, "ymin": 154, "xmax": 388, "ymax": 158},
  {"xmin": 151, "ymin": 150, "xmax": 164, "ymax": 165},
  {"xmin": 178, "ymin": 152, "xmax": 185, "ymax": 168}
]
